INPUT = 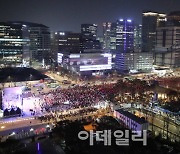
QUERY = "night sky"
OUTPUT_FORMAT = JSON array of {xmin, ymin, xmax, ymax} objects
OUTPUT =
[{"xmin": 0, "ymin": 0, "xmax": 180, "ymax": 33}]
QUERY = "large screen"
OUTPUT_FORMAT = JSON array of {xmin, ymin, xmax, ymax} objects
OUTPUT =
[
  {"xmin": 69, "ymin": 54, "xmax": 109, "ymax": 66},
  {"xmin": 69, "ymin": 53, "xmax": 112, "ymax": 71}
]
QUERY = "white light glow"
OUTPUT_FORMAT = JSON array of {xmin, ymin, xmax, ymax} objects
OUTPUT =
[
  {"xmin": 80, "ymin": 64, "xmax": 112, "ymax": 71},
  {"xmin": 0, "ymin": 38, "xmax": 30, "ymax": 41},
  {"xmin": 59, "ymin": 32, "xmax": 65, "ymax": 35},
  {"xmin": 101, "ymin": 53, "xmax": 112, "ymax": 57},
  {"xmin": 1, "ymin": 126, "xmax": 5, "ymax": 129},
  {"xmin": 30, "ymin": 128, "xmax": 34, "ymax": 131},
  {"xmin": 69, "ymin": 54, "xmax": 80, "ymax": 58}
]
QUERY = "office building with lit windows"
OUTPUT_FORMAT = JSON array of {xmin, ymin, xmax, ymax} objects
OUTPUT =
[
  {"xmin": 51, "ymin": 31, "xmax": 81, "ymax": 55},
  {"xmin": 154, "ymin": 26, "xmax": 180, "ymax": 68},
  {"xmin": 103, "ymin": 22, "xmax": 112, "ymax": 50},
  {"xmin": 134, "ymin": 24, "xmax": 142, "ymax": 52},
  {"xmin": 81, "ymin": 24, "xmax": 97, "ymax": 39},
  {"xmin": 114, "ymin": 109, "xmax": 149, "ymax": 134},
  {"xmin": 115, "ymin": 52, "xmax": 153, "ymax": 72},
  {"xmin": 27, "ymin": 22, "xmax": 50, "ymax": 63},
  {"xmin": 0, "ymin": 22, "xmax": 30, "ymax": 66},
  {"xmin": 102, "ymin": 22, "xmax": 116, "ymax": 51},
  {"xmin": 115, "ymin": 19, "xmax": 139, "ymax": 72},
  {"xmin": 154, "ymin": 11, "xmax": 180, "ymax": 68},
  {"xmin": 80, "ymin": 24, "xmax": 101, "ymax": 51},
  {"xmin": 142, "ymin": 11, "xmax": 166, "ymax": 52},
  {"xmin": 0, "ymin": 21, "xmax": 50, "ymax": 66},
  {"xmin": 116, "ymin": 19, "xmax": 134, "ymax": 52}
]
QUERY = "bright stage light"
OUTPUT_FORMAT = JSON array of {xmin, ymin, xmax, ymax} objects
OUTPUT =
[{"xmin": 0, "ymin": 126, "xmax": 5, "ymax": 129}]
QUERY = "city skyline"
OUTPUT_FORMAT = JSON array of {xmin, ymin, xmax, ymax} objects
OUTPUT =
[
  {"xmin": 0, "ymin": 0, "xmax": 180, "ymax": 32},
  {"xmin": 0, "ymin": 1, "xmax": 180, "ymax": 153}
]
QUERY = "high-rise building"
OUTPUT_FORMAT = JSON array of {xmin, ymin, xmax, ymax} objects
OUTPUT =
[
  {"xmin": 115, "ymin": 52, "xmax": 153, "ymax": 72},
  {"xmin": 26, "ymin": 22, "xmax": 50, "ymax": 62},
  {"xmin": 81, "ymin": 24, "xmax": 97, "ymax": 40},
  {"xmin": 102, "ymin": 22, "xmax": 117, "ymax": 51},
  {"xmin": 152, "ymin": 11, "xmax": 180, "ymax": 68},
  {"xmin": 114, "ymin": 19, "xmax": 146, "ymax": 72},
  {"xmin": 154, "ymin": 26, "xmax": 180, "ymax": 67},
  {"xmin": 52, "ymin": 31, "xmax": 81, "ymax": 55},
  {"xmin": 110, "ymin": 22, "xmax": 117, "ymax": 51},
  {"xmin": 166, "ymin": 11, "xmax": 180, "ymax": 27},
  {"xmin": 0, "ymin": 22, "xmax": 30, "ymax": 66},
  {"xmin": 103, "ymin": 22, "xmax": 112, "ymax": 50},
  {"xmin": 0, "ymin": 21, "xmax": 51, "ymax": 66},
  {"xmin": 142, "ymin": 11, "xmax": 166, "ymax": 52},
  {"xmin": 116, "ymin": 19, "xmax": 134, "ymax": 52},
  {"xmin": 97, "ymin": 36, "xmax": 104, "ymax": 49},
  {"xmin": 80, "ymin": 24, "xmax": 101, "ymax": 51},
  {"xmin": 134, "ymin": 24, "xmax": 142, "ymax": 52}
]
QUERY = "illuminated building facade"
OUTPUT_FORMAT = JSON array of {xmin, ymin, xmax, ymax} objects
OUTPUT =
[
  {"xmin": 134, "ymin": 24, "xmax": 142, "ymax": 52},
  {"xmin": 103, "ymin": 22, "xmax": 112, "ymax": 50},
  {"xmin": 0, "ymin": 22, "xmax": 50, "ymax": 66},
  {"xmin": 142, "ymin": 11, "xmax": 166, "ymax": 52},
  {"xmin": 155, "ymin": 26, "xmax": 180, "ymax": 67},
  {"xmin": 27, "ymin": 23, "xmax": 50, "ymax": 62},
  {"xmin": 0, "ymin": 22, "xmax": 30, "ymax": 66},
  {"xmin": 102, "ymin": 22, "xmax": 116, "ymax": 51},
  {"xmin": 57, "ymin": 52, "xmax": 112, "ymax": 76},
  {"xmin": 52, "ymin": 31, "xmax": 81, "ymax": 55},
  {"xmin": 115, "ymin": 52, "xmax": 153, "ymax": 72},
  {"xmin": 114, "ymin": 19, "xmax": 136, "ymax": 71},
  {"xmin": 114, "ymin": 109, "xmax": 149, "ymax": 134},
  {"xmin": 80, "ymin": 24, "xmax": 101, "ymax": 51},
  {"xmin": 154, "ymin": 11, "xmax": 180, "ymax": 68},
  {"xmin": 97, "ymin": 36, "xmax": 104, "ymax": 49},
  {"xmin": 116, "ymin": 19, "xmax": 134, "ymax": 52},
  {"xmin": 81, "ymin": 24, "xmax": 97, "ymax": 40}
]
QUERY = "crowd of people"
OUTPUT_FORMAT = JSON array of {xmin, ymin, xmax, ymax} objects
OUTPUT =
[
  {"xmin": 39, "ymin": 84, "xmax": 114, "ymax": 112},
  {"xmin": 38, "ymin": 107, "xmax": 98, "ymax": 122}
]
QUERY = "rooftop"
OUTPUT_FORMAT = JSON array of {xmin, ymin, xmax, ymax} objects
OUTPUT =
[
  {"xmin": 115, "ymin": 109, "xmax": 148, "ymax": 124},
  {"xmin": 0, "ymin": 67, "xmax": 48, "ymax": 83},
  {"xmin": 0, "ymin": 21, "xmax": 49, "ymax": 28}
]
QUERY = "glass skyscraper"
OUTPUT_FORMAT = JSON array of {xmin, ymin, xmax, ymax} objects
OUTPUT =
[
  {"xmin": 0, "ymin": 22, "xmax": 30, "ymax": 66},
  {"xmin": 0, "ymin": 22, "xmax": 50, "ymax": 66},
  {"xmin": 116, "ymin": 19, "xmax": 134, "ymax": 52}
]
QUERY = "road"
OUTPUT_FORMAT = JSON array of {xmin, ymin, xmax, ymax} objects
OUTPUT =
[
  {"xmin": 0, "ymin": 107, "xmax": 112, "ymax": 141},
  {"xmin": 48, "ymin": 72, "xmax": 118, "ymax": 87}
]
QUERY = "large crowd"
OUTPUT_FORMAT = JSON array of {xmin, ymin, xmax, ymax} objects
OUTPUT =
[
  {"xmin": 38, "ymin": 107, "xmax": 98, "ymax": 122},
  {"xmin": 39, "ymin": 84, "xmax": 114, "ymax": 112}
]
